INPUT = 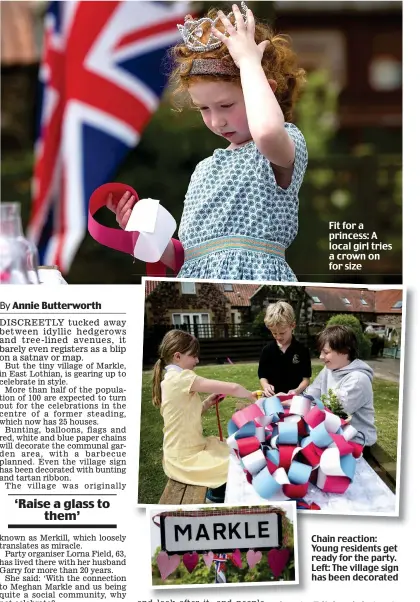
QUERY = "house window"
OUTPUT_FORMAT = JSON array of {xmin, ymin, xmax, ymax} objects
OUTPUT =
[
  {"xmin": 172, "ymin": 314, "xmax": 182, "ymax": 326},
  {"xmin": 392, "ymin": 300, "xmax": 403, "ymax": 309},
  {"xmin": 224, "ymin": 284, "xmax": 234, "ymax": 292},
  {"xmin": 369, "ymin": 56, "xmax": 402, "ymax": 92},
  {"xmin": 181, "ymin": 282, "xmax": 196, "ymax": 295},
  {"xmin": 311, "ymin": 296, "xmax": 321, "ymax": 303},
  {"xmin": 361, "ymin": 299, "xmax": 368, "ymax": 305},
  {"xmin": 341, "ymin": 298, "xmax": 351, "ymax": 305},
  {"xmin": 172, "ymin": 313, "xmax": 211, "ymax": 337}
]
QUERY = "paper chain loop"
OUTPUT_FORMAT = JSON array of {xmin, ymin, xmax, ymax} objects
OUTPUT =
[
  {"xmin": 227, "ymin": 394, "xmax": 364, "ymax": 500},
  {"xmin": 87, "ymin": 183, "xmax": 184, "ymax": 276}
]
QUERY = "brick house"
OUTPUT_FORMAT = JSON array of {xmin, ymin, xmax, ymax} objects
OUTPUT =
[
  {"xmin": 143, "ymin": 282, "xmax": 402, "ymax": 363},
  {"xmin": 248, "ymin": 285, "xmax": 402, "ymax": 336},
  {"xmin": 144, "ymin": 280, "xmax": 259, "ymax": 334},
  {"xmin": 306, "ymin": 286, "xmax": 402, "ymax": 330},
  {"xmin": 306, "ymin": 286, "xmax": 376, "ymax": 324},
  {"xmin": 144, "ymin": 280, "xmax": 261, "ymax": 364},
  {"xmin": 373, "ymin": 290, "xmax": 403, "ymax": 328}
]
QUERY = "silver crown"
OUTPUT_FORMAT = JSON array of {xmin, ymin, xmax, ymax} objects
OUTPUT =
[{"xmin": 177, "ymin": 2, "xmax": 249, "ymax": 52}]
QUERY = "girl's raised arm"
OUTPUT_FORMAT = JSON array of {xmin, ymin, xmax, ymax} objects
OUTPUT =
[
  {"xmin": 191, "ymin": 375, "xmax": 255, "ymax": 401},
  {"xmin": 213, "ymin": 6, "xmax": 295, "ymax": 168}
]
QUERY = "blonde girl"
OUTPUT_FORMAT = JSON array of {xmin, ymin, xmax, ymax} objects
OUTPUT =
[{"xmin": 152, "ymin": 329, "xmax": 255, "ymax": 500}]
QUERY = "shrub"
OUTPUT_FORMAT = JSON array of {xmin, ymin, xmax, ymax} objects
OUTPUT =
[{"xmin": 251, "ymin": 310, "xmax": 270, "ymax": 338}]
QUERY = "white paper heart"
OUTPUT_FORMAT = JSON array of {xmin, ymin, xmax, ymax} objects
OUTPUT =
[
  {"xmin": 203, "ymin": 551, "xmax": 214, "ymax": 569},
  {"xmin": 247, "ymin": 549, "xmax": 262, "ymax": 569},
  {"xmin": 156, "ymin": 551, "xmax": 180, "ymax": 581}
]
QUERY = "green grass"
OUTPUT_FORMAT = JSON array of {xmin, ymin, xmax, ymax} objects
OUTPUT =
[{"xmin": 138, "ymin": 363, "xmax": 399, "ymax": 504}]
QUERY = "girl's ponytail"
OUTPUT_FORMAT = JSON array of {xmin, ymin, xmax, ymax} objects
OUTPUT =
[
  {"xmin": 151, "ymin": 329, "xmax": 200, "ymax": 409},
  {"xmin": 152, "ymin": 358, "xmax": 164, "ymax": 408}
]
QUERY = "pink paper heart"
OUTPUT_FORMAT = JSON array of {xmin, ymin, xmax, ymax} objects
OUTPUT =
[
  {"xmin": 203, "ymin": 551, "xmax": 214, "ymax": 569},
  {"xmin": 246, "ymin": 549, "xmax": 262, "ymax": 569},
  {"xmin": 156, "ymin": 551, "xmax": 180, "ymax": 581},
  {"xmin": 230, "ymin": 548, "xmax": 243, "ymax": 568},
  {"xmin": 267, "ymin": 548, "xmax": 290, "ymax": 578},
  {"xmin": 183, "ymin": 552, "xmax": 199, "ymax": 573}
]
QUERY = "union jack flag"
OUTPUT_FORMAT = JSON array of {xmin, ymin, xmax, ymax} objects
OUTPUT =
[
  {"xmin": 28, "ymin": 0, "xmax": 187, "ymax": 273},
  {"xmin": 214, "ymin": 554, "xmax": 227, "ymax": 583}
]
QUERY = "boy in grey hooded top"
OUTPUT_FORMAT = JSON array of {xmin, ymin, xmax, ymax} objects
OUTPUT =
[{"xmin": 305, "ymin": 325, "xmax": 377, "ymax": 447}]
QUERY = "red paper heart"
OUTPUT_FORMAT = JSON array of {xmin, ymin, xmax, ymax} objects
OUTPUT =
[
  {"xmin": 183, "ymin": 552, "xmax": 199, "ymax": 573},
  {"xmin": 267, "ymin": 548, "xmax": 290, "ymax": 578},
  {"xmin": 231, "ymin": 548, "xmax": 242, "ymax": 568},
  {"xmin": 156, "ymin": 551, "xmax": 180, "ymax": 581}
]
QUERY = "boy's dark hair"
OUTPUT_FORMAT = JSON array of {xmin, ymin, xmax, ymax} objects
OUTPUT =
[{"xmin": 317, "ymin": 325, "xmax": 358, "ymax": 362}]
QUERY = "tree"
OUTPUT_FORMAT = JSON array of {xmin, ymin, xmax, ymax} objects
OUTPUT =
[{"xmin": 251, "ymin": 285, "xmax": 308, "ymax": 333}]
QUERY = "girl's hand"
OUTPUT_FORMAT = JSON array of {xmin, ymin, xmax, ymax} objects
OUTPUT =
[
  {"xmin": 106, "ymin": 190, "xmax": 137, "ymax": 229},
  {"xmin": 212, "ymin": 5, "xmax": 269, "ymax": 70},
  {"xmin": 202, "ymin": 393, "xmax": 223, "ymax": 412}
]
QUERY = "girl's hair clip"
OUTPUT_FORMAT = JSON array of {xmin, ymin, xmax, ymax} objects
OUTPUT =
[{"xmin": 177, "ymin": 2, "xmax": 249, "ymax": 52}]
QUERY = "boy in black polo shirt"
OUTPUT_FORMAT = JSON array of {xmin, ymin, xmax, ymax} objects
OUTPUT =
[{"xmin": 258, "ymin": 301, "xmax": 312, "ymax": 397}]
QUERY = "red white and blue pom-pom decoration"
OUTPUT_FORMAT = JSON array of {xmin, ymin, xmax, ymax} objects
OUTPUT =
[{"xmin": 227, "ymin": 394, "xmax": 364, "ymax": 500}]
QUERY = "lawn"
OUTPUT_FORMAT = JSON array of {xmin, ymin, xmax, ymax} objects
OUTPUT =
[{"xmin": 138, "ymin": 363, "xmax": 399, "ymax": 504}]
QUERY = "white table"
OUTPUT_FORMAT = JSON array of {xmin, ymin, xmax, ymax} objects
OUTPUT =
[{"xmin": 225, "ymin": 452, "xmax": 396, "ymax": 515}]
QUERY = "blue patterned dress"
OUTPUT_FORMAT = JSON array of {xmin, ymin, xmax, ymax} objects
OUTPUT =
[{"xmin": 177, "ymin": 123, "xmax": 308, "ymax": 282}]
